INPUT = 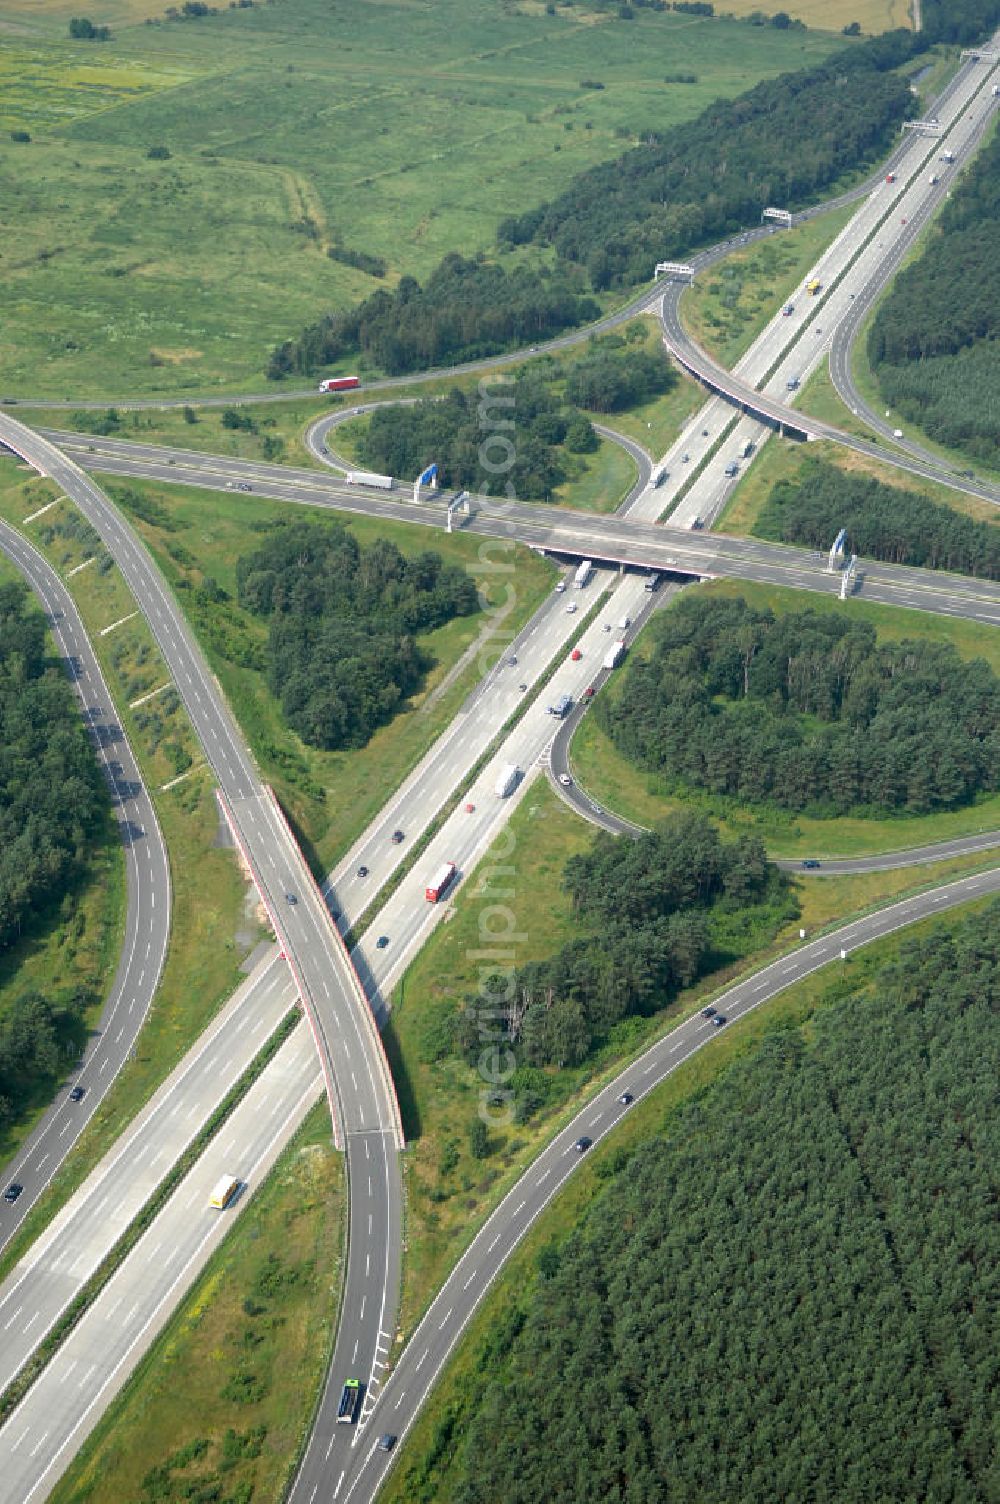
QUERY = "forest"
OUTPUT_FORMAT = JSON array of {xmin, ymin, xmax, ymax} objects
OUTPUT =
[
  {"xmin": 754, "ymin": 460, "xmax": 1000, "ymax": 577},
  {"xmin": 266, "ymin": 256, "xmax": 600, "ymax": 380},
  {"xmin": 599, "ymin": 595, "xmax": 1000, "ymax": 815},
  {"xmin": 356, "ymin": 343, "xmax": 673, "ymax": 499},
  {"xmin": 235, "ymin": 522, "xmax": 477, "ymax": 751},
  {"xmin": 498, "ymin": 34, "xmax": 920, "ymax": 289},
  {"xmin": 411, "ymin": 902, "xmax": 1000, "ymax": 1504},
  {"xmin": 0, "ymin": 583, "xmax": 109, "ymax": 1133},
  {"xmin": 453, "ymin": 812, "xmax": 794, "ymax": 1091},
  {"xmin": 867, "ymin": 127, "xmax": 1000, "ymax": 458}
]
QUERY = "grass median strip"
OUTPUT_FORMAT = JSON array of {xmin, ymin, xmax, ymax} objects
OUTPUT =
[{"xmin": 0, "ymin": 1009, "xmax": 301, "ymax": 1427}]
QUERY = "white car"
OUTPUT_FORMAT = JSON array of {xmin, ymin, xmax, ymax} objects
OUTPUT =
[
  {"xmin": 555, "ymin": 582, "xmax": 566, "ymax": 593},
  {"xmin": 618, "ymin": 616, "xmax": 631, "ymax": 630},
  {"xmin": 558, "ymin": 773, "xmax": 572, "ymax": 787},
  {"xmin": 565, "ymin": 602, "xmax": 577, "ymax": 614}
]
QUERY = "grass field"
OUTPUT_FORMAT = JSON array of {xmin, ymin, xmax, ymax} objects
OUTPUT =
[
  {"xmin": 568, "ymin": 577, "xmax": 1000, "ymax": 856},
  {"xmin": 0, "ymin": 0, "xmax": 840, "ymax": 398},
  {"xmin": 378, "ymin": 893, "xmax": 997, "ymax": 1504},
  {"xmin": 94, "ymin": 477, "xmax": 556, "ymax": 871},
  {"xmin": 717, "ymin": 0, "xmax": 911, "ymax": 27},
  {"xmin": 50, "ymin": 1102, "xmax": 344, "ymax": 1504},
  {"xmin": 680, "ymin": 201, "xmax": 859, "ymax": 367}
]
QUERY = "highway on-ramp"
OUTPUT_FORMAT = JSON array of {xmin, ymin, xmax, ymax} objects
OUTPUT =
[
  {"xmin": 0, "ymin": 522, "xmax": 170, "ymax": 1252},
  {"xmin": 327, "ymin": 861, "xmax": 1000, "ymax": 1502},
  {"xmin": 0, "ymin": 414, "xmax": 405, "ymax": 1504}
]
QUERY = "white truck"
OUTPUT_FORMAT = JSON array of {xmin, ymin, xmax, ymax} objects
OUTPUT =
[
  {"xmin": 209, "ymin": 1175, "xmax": 240, "ymax": 1210},
  {"xmin": 574, "ymin": 560, "xmax": 593, "ymax": 589},
  {"xmin": 603, "ymin": 640, "xmax": 626, "ymax": 671},
  {"xmin": 494, "ymin": 763, "xmax": 520, "ymax": 798},
  {"xmin": 345, "ymin": 470, "xmax": 394, "ymax": 491}
]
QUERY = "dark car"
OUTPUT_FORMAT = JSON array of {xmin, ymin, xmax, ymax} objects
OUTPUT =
[
  {"xmin": 801, "ymin": 859, "xmax": 821, "ymax": 870},
  {"xmin": 391, "ymin": 829, "xmax": 404, "ymax": 844},
  {"xmin": 69, "ymin": 1086, "xmax": 86, "ymax": 1102},
  {"xmin": 618, "ymin": 1091, "xmax": 634, "ymax": 1106},
  {"xmin": 691, "ymin": 518, "xmax": 704, "ymax": 530},
  {"xmin": 712, "ymin": 1014, "xmax": 727, "ymax": 1028},
  {"xmin": 377, "ymin": 1434, "xmax": 397, "ymax": 1452},
  {"xmin": 702, "ymin": 1006, "xmax": 716, "ymax": 1019},
  {"xmin": 574, "ymin": 1136, "xmax": 592, "ymax": 1153},
  {"xmin": 4, "ymin": 1184, "xmax": 23, "ymax": 1204},
  {"xmin": 519, "ymin": 682, "xmax": 528, "ymax": 692},
  {"xmin": 508, "ymin": 655, "xmax": 518, "ymax": 666},
  {"xmin": 376, "ymin": 935, "xmax": 389, "ymax": 949},
  {"xmin": 285, "ymin": 892, "xmax": 298, "ymax": 905},
  {"xmin": 357, "ymin": 865, "xmax": 369, "ymax": 878}
]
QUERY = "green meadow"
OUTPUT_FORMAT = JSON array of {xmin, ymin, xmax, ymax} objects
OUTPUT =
[{"xmin": 0, "ymin": 0, "xmax": 839, "ymax": 398}]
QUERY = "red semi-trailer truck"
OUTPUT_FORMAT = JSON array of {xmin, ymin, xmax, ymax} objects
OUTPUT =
[
  {"xmin": 318, "ymin": 375, "xmax": 360, "ymax": 393},
  {"xmin": 425, "ymin": 861, "xmax": 457, "ymax": 903}
]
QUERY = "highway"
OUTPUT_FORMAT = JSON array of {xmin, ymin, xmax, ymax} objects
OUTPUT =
[
  {"xmin": 25, "ymin": 432, "xmax": 1000, "ymax": 628},
  {"xmin": 0, "ymin": 35, "xmax": 996, "ymax": 1504},
  {"xmin": 0, "ymin": 414, "xmax": 405, "ymax": 1504},
  {"xmin": 653, "ymin": 49, "xmax": 1000, "ymax": 519},
  {"xmin": 0, "ymin": 523, "xmax": 170, "ymax": 1251},
  {"xmin": 326, "ymin": 860, "xmax": 1000, "ymax": 1504}
]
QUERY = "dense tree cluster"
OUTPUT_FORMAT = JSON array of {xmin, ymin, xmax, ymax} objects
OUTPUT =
[
  {"xmin": 0, "ymin": 584, "xmax": 108, "ymax": 1131},
  {"xmin": 563, "ymin": 346, "xmax": 674, "ymax": 412},
  {"xmin": 359, "ymin": 384, "xmax": 574, "ymax": 503},
  {"xmin": 0, "ymin": 583, "xmax": 107, "ymax": 953},
  {"xmin": 755, "ymin": 460, "xmax": 1000, "ymax": 577},
  {"xmin": 266, "ymin": 255, "xmax": 600, "ymax": 379},
  {"xmin": 235, "ymin": 522, "xmax": 476, "ymax": 750},
  {"xmin": 868, "ymin": 130, "xmax": 1000, "ymax": 457},
  {"xmin": 454, "ymin": 813, "xmax": 793, "ymax": 1080},
  {"xmin": 600, "ymin": 595, "xmax": 1000, "ymax": 815},
  {"xmin": 498, "ymin": 35, "xmax": 921, "ymax": 289},
  {"xmin": 428, "ymin": 904, "xmax": 1000, "ymax": 1504}
]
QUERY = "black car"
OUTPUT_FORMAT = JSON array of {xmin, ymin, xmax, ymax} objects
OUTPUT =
[
  {"xmin": 702, "ymin": 1006, "xmax": 716, "ymax": 1019},
  {"xmin": 69, "ymin": 1086, "xmax": 86, "ymax": 1102},
  {"xmin": 574, "ymin": 1136, "xmax": 592, "ymax": 1153},
  {"xmin": 4, "ymin": 1183, "xmax": 23, "ymax": 1204},
  {"xmin": 357, "ymin": 865, "xmax": 369, "ymax": 878},
  {"xmin": 801, "ymin": 859, "xmax": 821, "ymax": 870},
  {"xmin": 376, "ymin": 935, "xmax": 389, "ymax": 949},
  {"xmin": 377, "ymin": 1434, "xmax": 397, "ymax": 1452},
  {"xmin": 618, "ymin": 1091, "xmax": 634, "ymax": 1106},
  {"xmin": 391, "ymin": 829, "xmax": 404, "ymax": 844},
  {"xmin": 691, "ymin": 518, "xmax": 704, "ymax": 530},
  {"xmin": 285, "ymin": 892, "xmax": 298, "ymax": 905},
  {"xmin": 712, "ymin": 1014, "xmax": 727, "ymax": 1028}
]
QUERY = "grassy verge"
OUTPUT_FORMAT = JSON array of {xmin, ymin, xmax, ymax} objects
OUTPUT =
[
  {"xmin": 567, "ymin": 576, "xmax": 1000, "ymax": 856},
  {"xmin": 679, "ymin": 201, "xmax": 858, "ymax": 367},
  {"xmin": 100, "ymin": 476, "xmax": 555, "ymax": 871},
  {"xmin": 0, "ymin": 1010, "xmax": 299, "ymax": 1427},
  {"xmin": 719, "ymin": 416, "xmax": 1000, "ymax": 539},
  {"xmin": 386, "ymin": 769, "xmax": 997, "ymax": 1345},
  {"xmin": 378, "ymin": 890, "xmax": 997, "ymax": 1504},
  {"xmin": 49, "ymin": 1100, "xmax": 344, "ymax": 1504}
]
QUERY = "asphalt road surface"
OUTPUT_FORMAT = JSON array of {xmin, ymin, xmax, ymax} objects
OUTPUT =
[
  {"xmin": 328, "ymin": 862, "xmax": 1000, "ymax": 1504},
  {"xmin": 0, "ymin": 522, "xmax": 170, "ymax": 1253}
]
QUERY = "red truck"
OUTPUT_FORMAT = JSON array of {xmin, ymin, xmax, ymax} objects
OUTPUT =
[
  {"xmin": 425, "ymin": 861, "xmax": 457, "ymax": 903},
  {"xmin": 318, "ymin": 375, "xmax": 360, "ymax": 393}
]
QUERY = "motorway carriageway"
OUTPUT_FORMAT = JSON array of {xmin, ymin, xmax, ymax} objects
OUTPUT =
[
  {"xmin": 654, "ymin": 45, "xmax": 1000, "ymax": 522},
  {"xmin": 0, "ymin": 498, "xmax": 996, "ymax": 1493},
  {"xmin": 0, "ymin": 557, "xmax": 611, "ymax": 1485},
  {"xmin": 0, "ymin": 525, "xmax": 170, "ymax": 1253},
  {"xmin": 33, "ymin": 433, "xmax": 1000, "ymax": 630}
]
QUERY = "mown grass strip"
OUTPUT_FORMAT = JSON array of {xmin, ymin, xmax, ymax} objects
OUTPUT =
[{"xmin": 0, "ymin": 1008, "xmax": 301, "ymax": 1426}]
